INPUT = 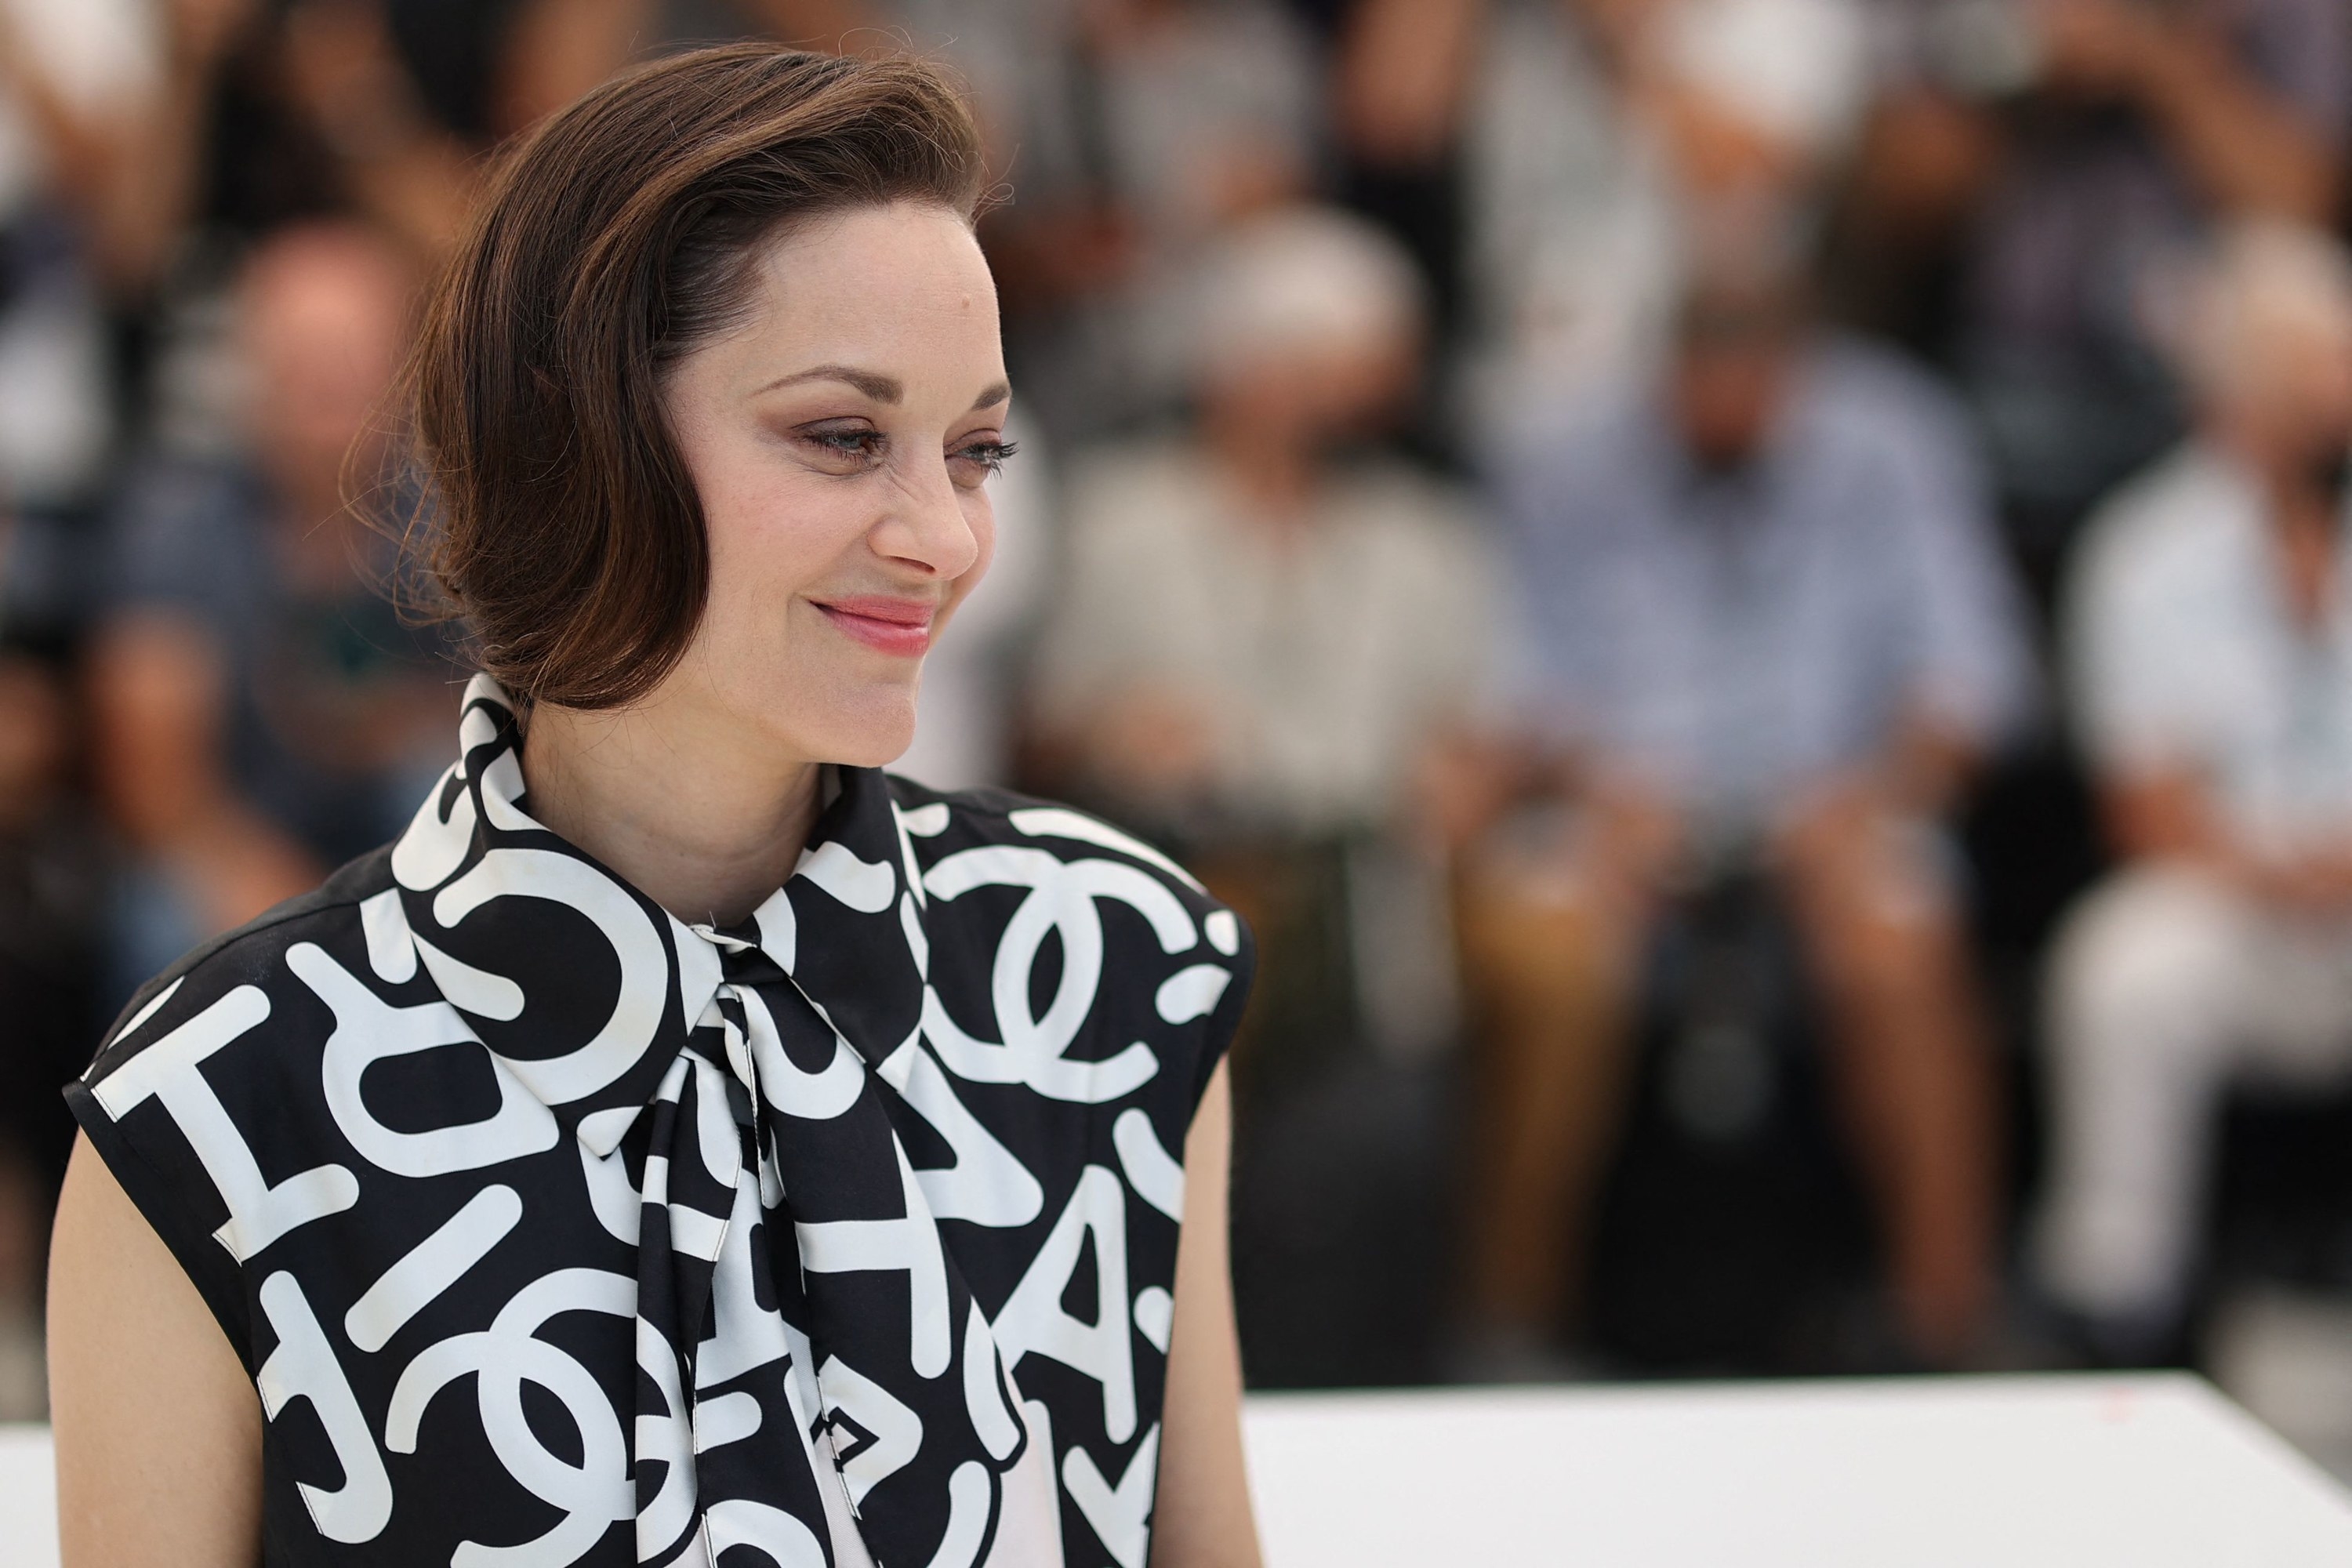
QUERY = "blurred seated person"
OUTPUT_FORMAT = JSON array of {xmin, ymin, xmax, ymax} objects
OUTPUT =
[
  {"xmin": 1466, "ymin": 244, "xmax": 2032, "ymax": 1369},
  {"xmin": 982, "ymin": 0, "xmax": 1323, "ymax": 441},
  {"xmin": 2034, "ymin": 223, "xmax": 2352, "ymax": 1361},
  {"xmin": 1853, "ymin": 0, "xmax": 2347, "ymax": 528},
  {"xmin": 1450, "ymin": 0, "xmax": 1872, "ymax": 430},
  {"xmin": 89, "ymin": 221, "xmax": 452, "ymax": 996},
  {"xmin": 0, "ymin": 0, "xmax": 129, "ymax": 509},
  {"xmin": 1029, "ymin": 205, "xmax": 1499, "ymax": 1069},
  {"xmin": 0, "ymin": 633, "xmax": 103, "ymax": 1417}
]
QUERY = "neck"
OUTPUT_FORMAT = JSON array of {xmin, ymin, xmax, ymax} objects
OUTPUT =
[{"xmin": 520, "ymin": 691, "xmax": 823, "ymax": 927}]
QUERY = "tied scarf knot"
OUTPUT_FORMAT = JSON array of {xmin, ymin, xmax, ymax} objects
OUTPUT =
[{"xmin": 623, "ymin": 935, "xmax": 1033, "ymax": 1568}]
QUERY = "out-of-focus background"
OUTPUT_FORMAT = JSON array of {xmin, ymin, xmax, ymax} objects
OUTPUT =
[{"xmin": 5, "ymin": 0, "xmax": 2352, "ymax": 1480}]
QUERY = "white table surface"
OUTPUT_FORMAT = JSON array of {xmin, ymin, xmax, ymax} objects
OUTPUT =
[
  {"xmin": 0, "ymin": 1427, "xmax": 54, "ymax": 1568},
  {"xmin": 5, "ymin": 1374, "xmax": 2348, "ymax": 1565},
  {"xmin": 1243, "ymin": 1374, "xmax": 2352, "ymax": 1567}
]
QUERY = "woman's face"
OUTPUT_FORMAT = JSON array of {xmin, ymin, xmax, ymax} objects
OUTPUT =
[{"xmin": 659, "ymin": 200, "xmax": 1010, "ymax": 768}]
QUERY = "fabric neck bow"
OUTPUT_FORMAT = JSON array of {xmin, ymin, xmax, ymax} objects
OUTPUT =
[
  {"xmin": 389, "ymin": 677, "xmax": 1044, "ymax": 1568},
  {"xmin": 631, "ymin": 938, "xmax": 1036, "ymax": 1568}
]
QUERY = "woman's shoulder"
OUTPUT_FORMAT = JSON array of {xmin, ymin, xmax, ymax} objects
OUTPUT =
[
  {"xmin": 82, "ymin": 848, "xmax": 395, "ymax": 1102},
  {"xmin": 885, "ymin": 777, "xmax": 1245, "ymax": 931},
  {"xmin": 67, "ymin": 848, "xmax": 401, "ymax": 1362},
  {"xmin": 882, "ymin": 777, "xmax": 1254, "ymax": 1115}
]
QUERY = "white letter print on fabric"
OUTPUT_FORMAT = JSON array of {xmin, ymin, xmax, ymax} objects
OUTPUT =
[
  {"xmin": 637, "ymin": 1315, "xmax": 699, "ymax": 1556},
  {"xmin": 920, "ymin": 847, "xmax": 1209, "ymax": 1102},
  {"xmin": 343, "ymin": 1185, "xmax": 524, "ymax": 1352},
  {"xmin": 1109, "ymin": 1109, "xmax": 1183, "ymax": 1221},
  {"xmin": 358, "ymin": 888, "xmax": 419, "ymax": 984},
  {"xmin": 991, "ymin": 1165, "xmax": 1135, "ymax": 1442},
  {"xmin": 387, "ymin": 1268, "xmax": 636, "ymax": 1567},
  {"xmin": 796, "ymin": 1138, "xmax": 953, "ymax": 1377},
  {"xmin": 697, "ymin": 1174, "xmax": 789, "ymax": 1389},
  {"xmin": 732, "ymin": 985, "xmax": 864, "ymax": 1122},
  {"xmin": 797, "ymin": 839, "xmax": 898, "ymax": 913},
  {"xmin": 816, "ymin": 1355, "xmax": 924, "ymax": 1504},
  {"xmin": 703, "ymin": 1501, "xmax": 827, "ymax": 1568},
  {"xmin": 961, "ymin": 1298, "xmax": 1022, "ymax": 1461},
  {"xmin": 1153, "ymin": 964, "xmax": 1231, "ymax": 1025},
  {"xmin": 390, "ymin": 763, "xmax": 478, "ymax": 894},
  {"xmin": 980, "ymin": 1400, "xmax": 1065, "ymax": 1568},
  {"xmin": 1062, "ymin": 1425, "xmax": 1160, "ymax": 1568},
  {"xmin": 426, "ymin": 848, "xmax": 670, "ymax": 1107},
  {"xmin": 1007, "ymin": 808, "xmax": 1205, "ymax": 891},
  {"xmin": 1133, "ymin": 1287, "xmax": 1174, "ymax": 1354},
  {"xmin": 104, "ymin": 974, "xmax": 183, "ymax": 1048},
  {"xmin": 88, "ymin": 985, "xmax": 358, "ymax": 1261},
  {"xmin": 385, "ymin": 682, "xmax": 516, "ymax": 895},
  {"xmin": 257, "ymin": 1272, "xmax": 394, "ymax": 1544},
  {"xmin": 289, "ymin": 943, "xmax": 559, "ymax": 1179},
  {"xmin": 927, "ymin": 1463, "xmax": 995, "ymax": 1568},
  {"xmin": 874, "ymin": 1033, "xmax": 1044, "ymax": 1228},
  {"xmin": 634, "ymin": 1051, "xmax": 735, "ymax": 1264}
]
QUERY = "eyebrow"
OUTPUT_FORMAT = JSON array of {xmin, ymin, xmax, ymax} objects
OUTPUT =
[
  {"xmin": 757, "ymin": 364, "xmax": 902, "ymax": 401},
  {"xmin": 754, "ymin": 365, "xmax": 1014, "ymax": 414}
]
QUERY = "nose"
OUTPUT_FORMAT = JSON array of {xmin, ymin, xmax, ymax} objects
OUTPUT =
[{"xmin": 873, "ymin": 454, "xmax": 982, "ymax": 582}]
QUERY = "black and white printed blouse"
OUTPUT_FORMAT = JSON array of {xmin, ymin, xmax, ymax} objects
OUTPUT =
[{"xmin": 67, "ymin": 674, "xmax": 1253, "ymax": 1568}]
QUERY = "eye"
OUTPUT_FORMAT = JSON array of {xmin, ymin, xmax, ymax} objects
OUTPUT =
[
  {"xmin": 949, "ymin": 437, "xmax": 1018, "ymax": 485},
  {"xmin": 797, "ymin": 423, "xmax": 887, "ymax": 470}
]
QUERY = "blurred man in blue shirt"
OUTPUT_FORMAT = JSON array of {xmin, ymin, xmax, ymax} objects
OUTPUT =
[
  {"xmin": 1459, "ymin": 249, "xmax": 2031, "ymax": 1370},
  {"xmin": 88, "ymin": 223, "xmax": 455, "ymax": 998}
]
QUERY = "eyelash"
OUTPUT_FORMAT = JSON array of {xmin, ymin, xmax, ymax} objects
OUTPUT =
[
  {"xmin": 800, "ymin": 429, "xmax": 1018, "ymax": 477},
  {"xmin": 957, "ymin": 438, "xmax": 1018, "ymax": 475}
]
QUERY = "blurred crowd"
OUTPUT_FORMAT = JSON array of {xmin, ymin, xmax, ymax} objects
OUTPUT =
[{"xmin": 5, "ymin": 0, "xmax": 2352, "ymax": 1433}]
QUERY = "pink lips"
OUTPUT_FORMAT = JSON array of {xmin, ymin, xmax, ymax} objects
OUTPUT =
[{"xmin": 812, "ymin": 595, "xmax": 938, "ymax": 656}]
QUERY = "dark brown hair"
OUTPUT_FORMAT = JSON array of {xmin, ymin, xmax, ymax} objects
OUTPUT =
[{"xmin": 408, "ymin": 44, "xmax": 989, "ymax": 709}]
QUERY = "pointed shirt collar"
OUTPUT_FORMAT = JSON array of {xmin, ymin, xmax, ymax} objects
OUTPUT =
[{"xmin": 385, "ymin": 674, "xmax": 927, "ymax": 1156}]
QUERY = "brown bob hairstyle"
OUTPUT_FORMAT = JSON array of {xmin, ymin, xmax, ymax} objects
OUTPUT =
[{"xmin": 408, "ymin": 44, "xmax": 989, "ymax": 710}]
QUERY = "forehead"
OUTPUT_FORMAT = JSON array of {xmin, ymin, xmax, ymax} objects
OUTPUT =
[{"xmin": 727, "ymin": 202, "xmax": 1003, "ymax": 380}]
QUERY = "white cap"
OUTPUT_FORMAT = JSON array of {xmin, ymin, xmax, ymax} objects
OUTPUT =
[
  {"xmin": 1666, "ymin": 0, "xmax": 1871, "ymax": 162},
  {"xmin": 2174, "ymin": 219, "xmax": 2352, "ymax": 406},
  {"xmin": 1189, "ymin": 205, "xmax": 1426, "ymax": 383}
]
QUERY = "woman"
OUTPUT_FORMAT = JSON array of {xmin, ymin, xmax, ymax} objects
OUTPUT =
[{"xmin": 47, "ymin": 45, "xmax": 1261, "ymax": 1568}]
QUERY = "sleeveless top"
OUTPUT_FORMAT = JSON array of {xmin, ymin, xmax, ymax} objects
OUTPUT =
[{"xmin": 66, "ymin": 675, "xmax": 1253, "ymax": 1568}]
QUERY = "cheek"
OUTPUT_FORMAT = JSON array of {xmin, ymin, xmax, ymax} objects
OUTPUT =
[{"xmin": 694, "ymin": 448, "xmax": 862, "ymax": 642}]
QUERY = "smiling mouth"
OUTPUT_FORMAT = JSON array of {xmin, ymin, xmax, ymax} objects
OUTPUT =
[{"xmin": 811, "ymin": 596, "xmax": 937, "ymax": 657}]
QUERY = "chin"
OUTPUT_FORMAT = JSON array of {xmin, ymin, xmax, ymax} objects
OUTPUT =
[{"xmin": 802, "ymin": 694, "xmax": 920, "ymax": 770}]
